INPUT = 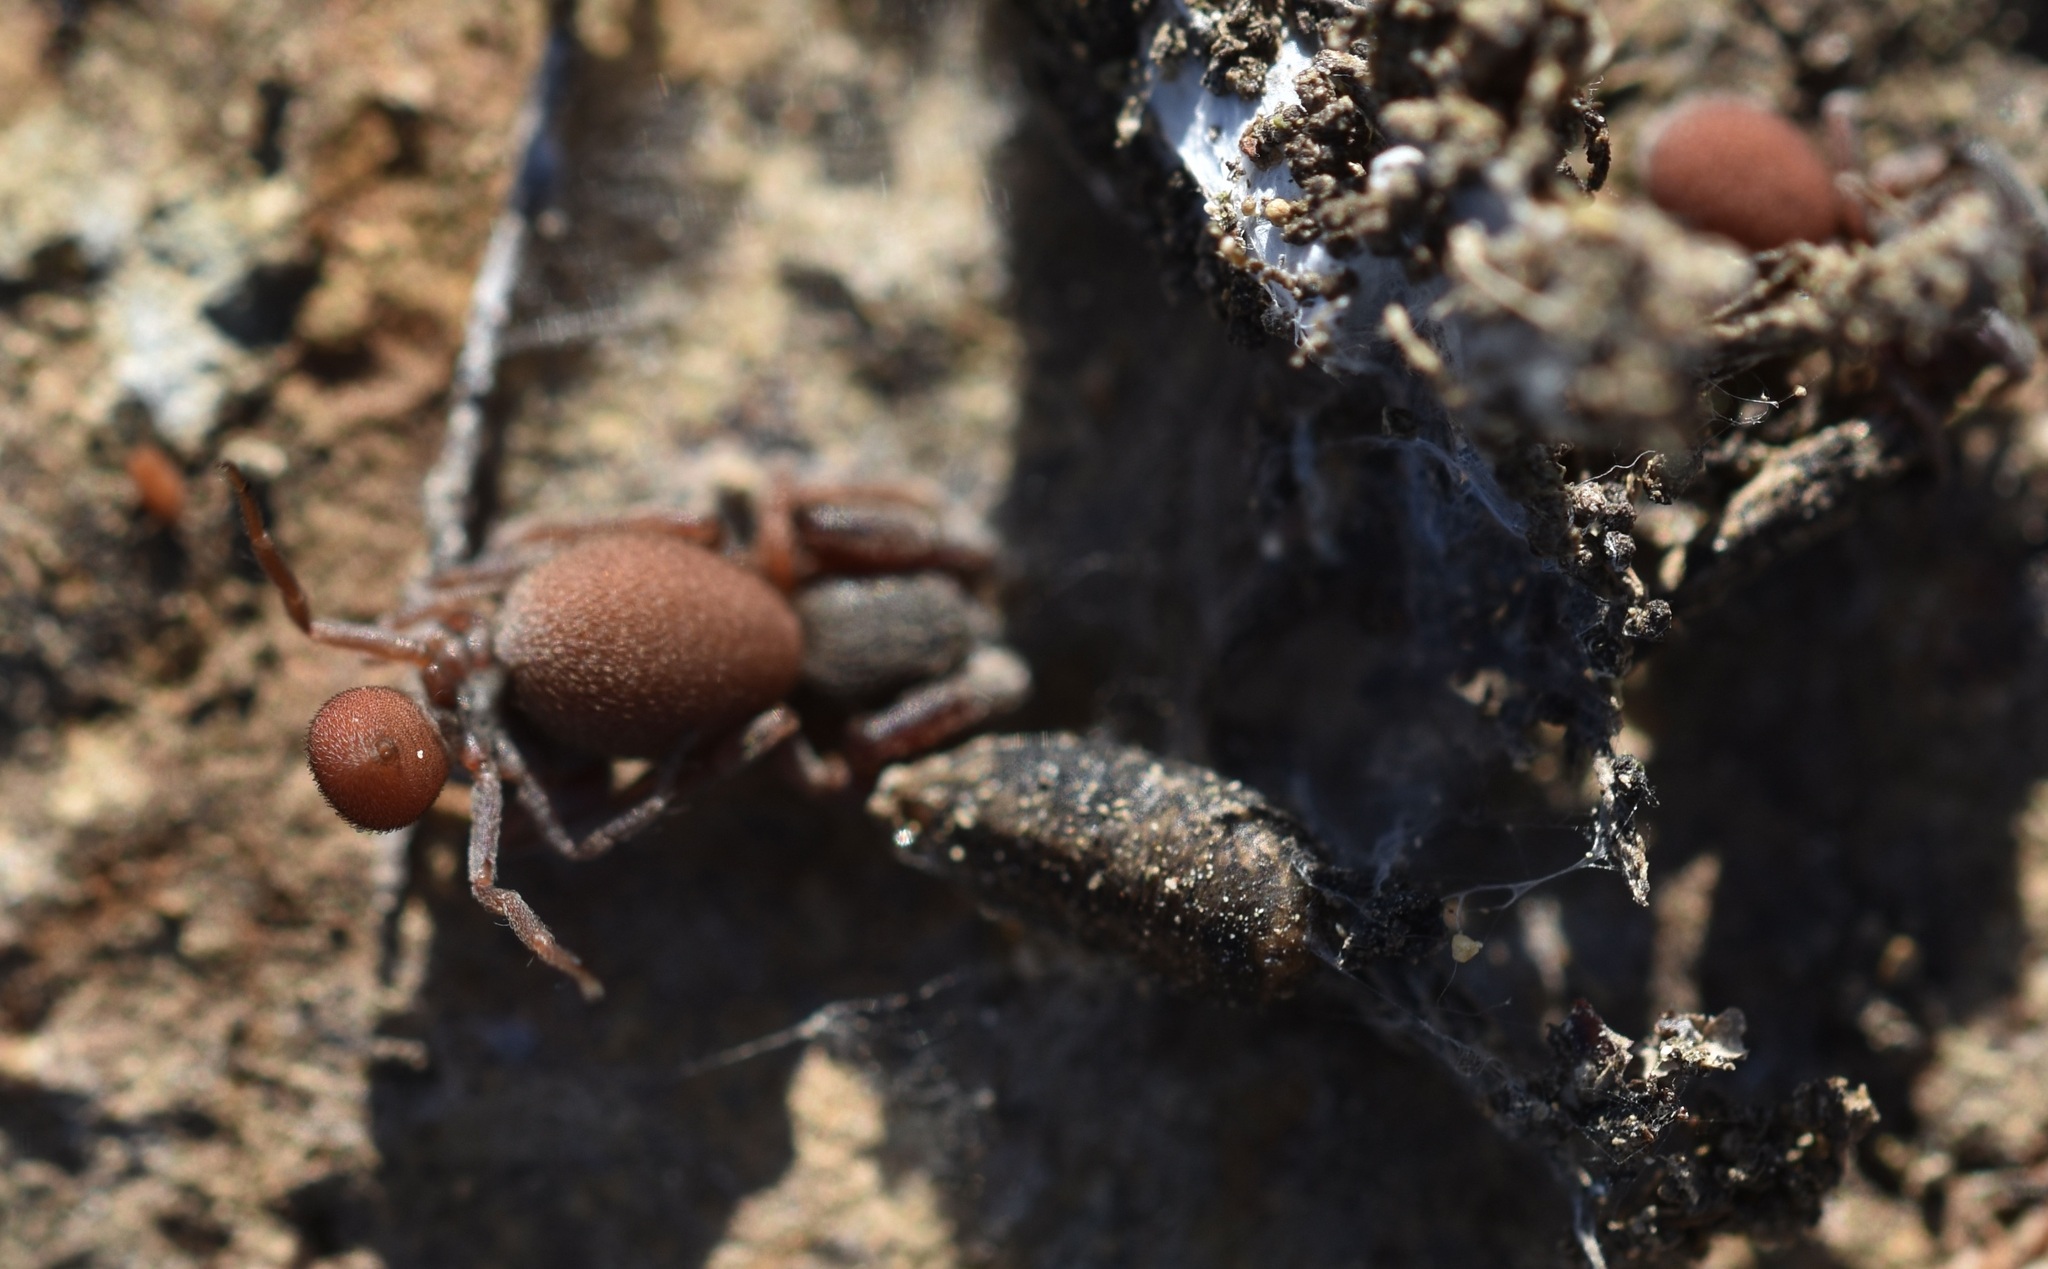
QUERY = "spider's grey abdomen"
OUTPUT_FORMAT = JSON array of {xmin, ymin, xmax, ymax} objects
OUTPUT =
[{"xmin": 795, "ymin": 572, "xmax": 977, "ymax": 704}]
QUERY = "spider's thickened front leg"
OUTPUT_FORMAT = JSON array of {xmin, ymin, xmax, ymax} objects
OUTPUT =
[
  {"xmin": 466, "ymin": 756, "xmax": 605, "ymax": 1000},
  {"xmin": 756, "ymin": 485, "xmax": 995, "ymax": 590},
  {"xmin": 845, "ymin": 646, "xmax": 1032, "ymax": 773}
]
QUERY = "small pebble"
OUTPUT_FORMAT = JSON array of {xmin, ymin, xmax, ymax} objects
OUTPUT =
[
  {"xmin": 126, "ymin": 442, "xmax": 187, "ymax": 528},
  {"xmin": 1642, "ymin": 96, "xmax": 1849, "ymax": 252}
]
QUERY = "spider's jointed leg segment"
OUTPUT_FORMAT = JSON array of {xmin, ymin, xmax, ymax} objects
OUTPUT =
[
  {"xmin": 466, "ymin": 759, "xmax": 605, "ymax": 1001},
  {"xmin": 223, "ymin": 461, "xmax": 434, "ymax": 664}
]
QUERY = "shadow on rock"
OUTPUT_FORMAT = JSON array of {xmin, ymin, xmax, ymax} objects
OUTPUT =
[
  {"xmin": 365, "ymin": 773, "xmax": 989, "ymax": 1268},
  {"xmin": 1637, "ymin": 478, "xmax": 2048, "ymax": 1127}
]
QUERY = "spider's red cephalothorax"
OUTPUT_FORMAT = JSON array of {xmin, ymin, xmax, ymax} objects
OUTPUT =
[{"xmin": 223, "ymin": 462, "xmax": 1029, "ymax": 999}]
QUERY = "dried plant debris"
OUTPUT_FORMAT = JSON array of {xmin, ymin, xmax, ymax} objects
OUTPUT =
[
  {"xmin": 1377, "ymin": 998, "xmax": 1877, "ymax": 1263},
  {"xmin": 872, "ymin": 731, "xmax": 1443, "ymax": 1001},
  {"xmin": 1658, "ymin": 418, "xmax": 1908, "ymax": 603},
  {"xmin": 1014, "ymin": 0, "xmax": 1613, "ymax": 370},
  {"xmin": 1540, "ymin": 1005, "xmax": 1879, "ymax": 1263},
  {"xmin": 1155, "ymin": 0, "xmax": 1613, "ymax": 372},
  {"xmin": 1434, "ymin": 201, "xmax": 1757, "ymax": 449},
  {"xmin": 1708, "ymin": 187, "xmax": 2033, "ymax": 372},
  {"xmin": 1408, "ymin": 171, "xmax": 2040, "ymax": 647},
  {"xmin": 1431, "ymin": 168, "xmax": 2039, "ymax": 450}
]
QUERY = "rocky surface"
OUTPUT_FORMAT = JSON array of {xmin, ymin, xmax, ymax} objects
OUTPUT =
[{"xmin": 6, "ymin": 0, "xmax": 2048, "ymax": 1266}]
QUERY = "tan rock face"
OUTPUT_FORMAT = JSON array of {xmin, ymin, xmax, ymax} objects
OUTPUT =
[
  {"xmin": 7, "ymin": 0, "xmax": 2048, "ymax": 1263},
  {"xmin": 707, "ymin": 1048, "xmax": 960, "ymax": 1269}
]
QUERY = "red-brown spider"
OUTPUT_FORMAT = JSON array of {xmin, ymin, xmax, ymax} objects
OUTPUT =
[{"xmin": 222, "ymin": 461, "xmax": 1031, "ymax": 999}]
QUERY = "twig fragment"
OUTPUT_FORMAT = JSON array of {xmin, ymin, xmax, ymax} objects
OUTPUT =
[{"xmin": 421, "ymin": 0, "xmax": 582, "ymax": 572}]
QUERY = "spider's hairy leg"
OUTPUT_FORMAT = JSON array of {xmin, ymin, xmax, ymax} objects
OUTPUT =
[
  {"xmin": 466, "ymin": 753, "xmax": 605, "ymax": 1001},
  {"xmin": 220, "ymin": 462, "xmax": 433, "ymax": 665}
]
